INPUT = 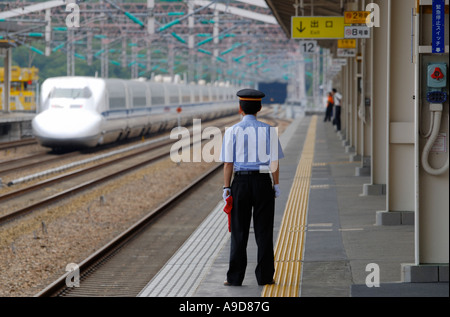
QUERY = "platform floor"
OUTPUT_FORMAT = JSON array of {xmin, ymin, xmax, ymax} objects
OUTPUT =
[
  {"xmin": 0, "ymin": 112, "xmax": 35, "ymax": 123},
  {"xmin": 138, "ymin": 114, "xmax": 448, "ymax": 299}
]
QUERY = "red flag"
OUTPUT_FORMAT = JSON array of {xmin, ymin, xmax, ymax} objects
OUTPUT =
[{"xmin": 223, "ymin": 196, "xmax": 233, "ymax": 232}]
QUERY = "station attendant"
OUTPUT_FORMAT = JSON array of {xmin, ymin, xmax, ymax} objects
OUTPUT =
[{"xmin": 220, "ymin": 88, "xmax": 284, "ymax": 286}]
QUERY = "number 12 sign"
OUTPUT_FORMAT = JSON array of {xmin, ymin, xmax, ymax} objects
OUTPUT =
[{"xmin": 300, "ymin": 40, "xmax": 318, "ymax": 53}]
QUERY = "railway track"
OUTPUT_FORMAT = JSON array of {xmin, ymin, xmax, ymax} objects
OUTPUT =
[
  {"xmin": 0, "ymin": 135, "xmax": 170, "ymax": 179},
  {"xmin": 0, "ymin": 138, "xmax": 37, "ymax": 151},
  {"xmin": 0, "ymin": 115, "xmax": 242, "ymax": 226},
  {"xmin": 0, "ymin": 109, "xmax": 281, "ymax": 297},
  {"xmin": 35, "ymin": 112, "xmax": 285, "ymax": 297},
  {"xmin": 35, "ymin": 161, "xmax": 223, "ymax": 297},
  {"xmin": 0, "ymin": 108, "xmax": 275, "ymax": 179},
  {"xmin": 0, "ymin": 151, "xmax": 78, "ymax": 176},
  {"xmin": 0, "ymin": 110, "xmax": 258, "ymax": 180},
  {"xmin": 0, "ymin": 137, "xmax": 172, "ymax": 225}
]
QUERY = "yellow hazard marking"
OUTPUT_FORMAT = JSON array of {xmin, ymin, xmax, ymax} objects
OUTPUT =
[{"xmin": 262, "ymin": 116, "xmax": 317, "ymax": 297}]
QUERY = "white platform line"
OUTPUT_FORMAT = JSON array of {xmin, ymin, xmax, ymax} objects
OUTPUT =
[{"xmin": 138, "ymin": 201, "xmax": 230, "ymax": 297}]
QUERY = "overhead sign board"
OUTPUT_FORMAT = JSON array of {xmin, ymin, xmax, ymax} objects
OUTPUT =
[
  {"xmin": 333, "ymin": 58, "xmax": 348, "ymax": 66},
  {"xmin": 344, "ymin": 11, "xmax": 370, "ymax": 24},
  {"xmin": 344, "ymin": 26, "xmax": 371, "ymax": 38},
  {"xmin": 291, "ymin": 16, "xmax": 345, "ymax": 39},
  {"xmin": 337, "ymin": 48, "xmax": 356, "ymax": 57},
  {"xmin": 337, "ymin": 39, "xmax": 356, "ymax": 49},
  {"xmin": 299, "ymin": 40, "xmax": 318, "ymax": 53},
  {"xmin": 329, "ymin": 65, "xmax": 342, "ymax": 72}
]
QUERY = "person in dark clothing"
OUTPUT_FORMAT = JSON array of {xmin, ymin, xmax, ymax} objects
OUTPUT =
[
  {"xmin": 332, "ymin": 88, "xmax": 342, "ymax": 131},
  {"xmin": 220, "ymin": 88, "xmax": 284, "ymax": 287},
  {"xmin": 324, "ymin": 92, "xmax": 334, "ymax": 122}
]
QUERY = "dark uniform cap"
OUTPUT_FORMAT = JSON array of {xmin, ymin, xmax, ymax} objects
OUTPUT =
[
  {"xmin": 236, "ymin": 89, "xmax": 265, "ymax": 115},
  {"xmin": 236, "ymin": 89, "xmax": 265, "ymax": 101}
]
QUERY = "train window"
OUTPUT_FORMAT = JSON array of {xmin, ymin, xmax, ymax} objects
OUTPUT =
[
  {"xmin": 217, "ymin": 88, "xmax": 224, "ymax": 101},
  {"xmin": 202, "ymin": 88, "xmax": 210, "ymax": 102},
  {"xmin": 51, "ymin": 87, "xmax": 92, "ymax": 99},
  {"xmin": 182, "ymin": 95, "xmax": 190, "ymax": 103},
  {"xmin": 148, "ymin": 84, "xmax": 165, "ymax": 106},
  {"xmin": 133, "ymin": 97, "xmax": 147, "ymax": 108},
  {"xmin": 152, "ymin": 95, "xmax": 165, "ymax": 106},
  {"xmin": 110, "ymin": 97, "xmax": 126, "ymax": 109},
  {"xmin": 193, "ymin": 87, "xmax": 201, "ymax": 102},
  {"xmin": 214, "ymin": 88, "xmax": 219, "ymax": 101},
  {"xmin": 129, "ymin": 82, "xmax": 147, "ymax": 108},
  {"xmin": 180, "ymin": 86, "xmax": 191, "ymax": 103},
  {"xmin": 107, "ymin": 80, "xmax": 127, "ymax": 109},
  {"xmin": 168, "ymin": 86, "xmax": 180, "ymax": 104}
]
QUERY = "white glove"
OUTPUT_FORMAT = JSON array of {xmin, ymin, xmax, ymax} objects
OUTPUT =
[
  {"xmin": 274, "ymin": 184, "xmax": 280, "ymax": 198},
  {"xmin": 223, "ymin": 188, "xmax": 231, "ymax": 202}
]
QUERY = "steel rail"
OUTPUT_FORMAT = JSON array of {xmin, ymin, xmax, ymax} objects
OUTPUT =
[
  {"xmin": 35, "ymin": 162, "xmax": 223, "ymax": 297},
  {"xmin": 0, "ymin": 138, "xmax": 37, "ymax": 151},
  {"xmin": 0, "ymin": 137, "xmax": 174, "ymax": 206},
  {"xmin": 33, "ymin": 110, "xmax": 277, "ymax": 297},
  {"xmin": 0, "ymin": 151, "xmax": 77, "ymax": 175},
  {"xmin": 0, "ymin": 114, "xmax": 241, "ymax": 225}
]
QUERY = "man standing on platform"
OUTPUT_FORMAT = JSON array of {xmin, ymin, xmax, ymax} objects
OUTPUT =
[
  {"xmin": 332, "ymin": 88, "xmax": 342, "ymax": 131},
  {"xmin": 220, "ymin": 88, "xmax": 284, "ymax": 286}
]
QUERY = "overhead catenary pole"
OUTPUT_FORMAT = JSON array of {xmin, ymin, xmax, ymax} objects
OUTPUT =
[
  {"xmin": 45, "ymin": 8, "xmax": 51, "ymax": 56},
  {"xmin": 147, "ymin": 0, "xmax": 155, "ymax": 35},
  {"xmin": 1, "ymin": 48, "xmax": 12, "ymax": 112},
  {"xmin": 188, "ymin": 0, "xmax": 195, "ymax": 83},
  {"xmin": 212, "ymin": 8, "xmax": 219, "ymax": 82},
  {"xmin": 66, "ymin": 28, "xmax": 75, "ymax": 76},
  {"xmin": 101, "ymin": 39, "xmax": 109, "ymax": 78}
]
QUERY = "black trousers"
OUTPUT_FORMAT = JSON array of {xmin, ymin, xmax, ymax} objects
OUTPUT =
[
  {"xmin": 227, "ymin": 173, "xmax": 275, "ymax": 286},
  {"xmin": 324, "ymin": 104, "xmax": 333, "ymax": 122},
  {"xmin": 334, "ymin": 105, "xmax": 341, "ymax": 131}
]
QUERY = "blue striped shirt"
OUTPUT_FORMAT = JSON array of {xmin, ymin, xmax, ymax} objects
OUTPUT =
[{"xmin": 220, "ymin": 115, "xmax": 284, "ymax": 172}]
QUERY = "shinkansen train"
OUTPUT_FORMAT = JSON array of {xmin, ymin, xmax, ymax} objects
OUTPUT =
[{"xmin": 32, "ymin": 76, "xmax": 238, "ymax": 148}]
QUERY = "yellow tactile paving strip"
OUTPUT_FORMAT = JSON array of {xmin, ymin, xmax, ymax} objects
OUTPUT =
[{"xmin": 262, "ymin": 115, "xmax": 317, "ymax": 297}]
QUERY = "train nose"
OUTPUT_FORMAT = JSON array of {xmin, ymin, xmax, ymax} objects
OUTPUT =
[{"xmin": 32, "ymin": 109, "xmax": 102, "ymax": 148}]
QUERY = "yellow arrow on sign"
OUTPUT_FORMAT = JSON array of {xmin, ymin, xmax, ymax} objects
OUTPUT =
[{"xmin": 291, "ymin": 16, "xmax": 345, "ymax": 39}]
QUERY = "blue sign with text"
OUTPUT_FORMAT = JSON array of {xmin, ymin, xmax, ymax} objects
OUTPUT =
[{"xmin": 432, "ymin": 0, "xmax": 445, "ymax": 53}]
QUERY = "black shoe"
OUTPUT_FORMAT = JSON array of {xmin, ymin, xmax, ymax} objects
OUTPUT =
[
  {"xmin": 258, "ymin": 279, "xmax": 275, "ymax": 286},
  {"xmin": 224, "ymin": 280, "xmax": 241, "ymax": 286}
]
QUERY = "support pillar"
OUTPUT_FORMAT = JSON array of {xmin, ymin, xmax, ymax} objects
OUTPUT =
[
  {"xmin": 402, "ymin": 0, "xmax": 449, "ymax": 283},
  {"xmin": 375, "ymin": 0, "xmax": 415, "ymax": 225},
  {"xmin": 363, "ymin": 0, "xmax": 388, "ymax": 196},
  {"xmin": 1, "ymin": 48, "xmax": 12, "ymax": 113}
]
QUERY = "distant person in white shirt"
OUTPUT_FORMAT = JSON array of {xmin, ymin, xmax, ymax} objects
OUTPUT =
[{"xmin": 332, "ymin": 88, "xmax": 342, "ymax": 131}]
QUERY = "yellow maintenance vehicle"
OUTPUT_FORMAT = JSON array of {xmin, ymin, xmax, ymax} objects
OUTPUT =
[{"xmin": 0, "ymin": 66, "xmax": 39, "ymax": 111}]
